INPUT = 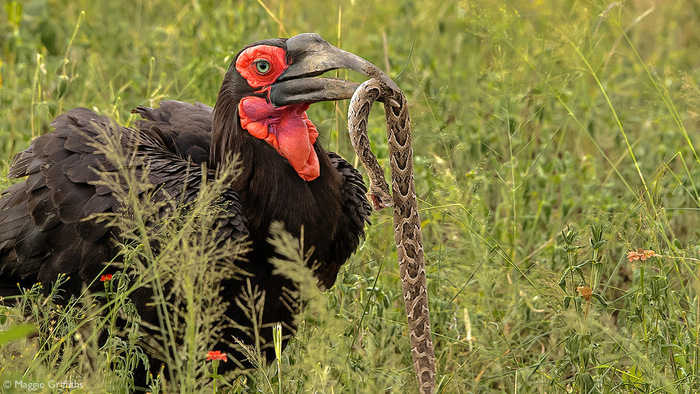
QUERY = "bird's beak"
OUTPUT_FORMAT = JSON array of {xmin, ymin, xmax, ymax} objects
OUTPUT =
[{"xmin": 269, "ymin": 33, "xmax": 397, "ymax": 107}]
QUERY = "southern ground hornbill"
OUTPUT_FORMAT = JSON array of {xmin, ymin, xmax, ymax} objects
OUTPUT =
[{"xmin": 0, "ymin": 34, "xmax": 399, "ymax": 383}]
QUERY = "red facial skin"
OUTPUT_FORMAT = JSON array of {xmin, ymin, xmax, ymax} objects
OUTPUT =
[
  {"xmin": 236, "ymin": 45, "xmax": 320, "ymax": 181},
  {"xmin": 235, "ymin": 45, "xmax": 288, "ymax": 88}
]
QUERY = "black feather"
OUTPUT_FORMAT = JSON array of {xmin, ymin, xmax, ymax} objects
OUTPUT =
[{"xmin": 0, "ymin": 37, "xmax": 371, "ymax": 384}]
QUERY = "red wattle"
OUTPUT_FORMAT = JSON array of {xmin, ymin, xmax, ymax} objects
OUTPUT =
[{"xmin": 239, "ymin": 97, "xmax": 320, "ymax": 181}]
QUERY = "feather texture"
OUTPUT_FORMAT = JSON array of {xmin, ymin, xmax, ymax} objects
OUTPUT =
[
  {"xmin": 0, "ymin": 100, "xmax": 370, "ymax": 376},
  {"xmin": 0, "ymin": 36, "xmax": 372, "ymax": 382}
]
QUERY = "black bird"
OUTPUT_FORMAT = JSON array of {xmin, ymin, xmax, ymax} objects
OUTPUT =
[{"xmin": 0, "ymin": 33, "xmax": 379, "ymax": 379}]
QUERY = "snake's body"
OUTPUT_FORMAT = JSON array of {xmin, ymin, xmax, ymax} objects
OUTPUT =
[{"xmin": 348, "ymin": 79, "xmax": 436, "ymax": 394}]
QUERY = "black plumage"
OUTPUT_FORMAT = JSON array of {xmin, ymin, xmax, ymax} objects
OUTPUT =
[{"xmin": 0, "ymin": 34, "xmax": 372, "ymax": 380}]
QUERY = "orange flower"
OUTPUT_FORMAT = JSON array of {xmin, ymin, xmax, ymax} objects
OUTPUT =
[
  {"xmin": 206, "ymin": 350, "xmax": 227, "ymax": 362},
  {"xmin": 627, "ymin": 249, "xmax": 658, "ymax": 262},
  {"xmin": 100, "ymin": 274, "xmax": 113, "ymax": 282},
  {"xmin": 577, "ymin": 286, "xmax": 593, "ymax": 301}
]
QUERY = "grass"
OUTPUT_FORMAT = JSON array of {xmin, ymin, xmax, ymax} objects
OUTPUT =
[{"xmin": 2, "ymin": 0, "xmax": 700, "ymax": 392}]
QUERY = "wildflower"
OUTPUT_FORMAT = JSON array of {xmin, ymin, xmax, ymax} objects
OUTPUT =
[
  {"xmin": 626, "ymin": 249, "xmax": 658, "ymax": 262},
  {"xmin": 206, "ymin": 350, "xmax": 228, "ymax": 362},
  {"xmin": 100, "ymin": 274, "xmax": 113, "ymax": 282},
  {"xmin": 576, "ymin": 286, "xmax": 593, "ymax": 301},
  {"xmin": 207, "ymin": 350, "xmax": 227, "ymax": 393}
]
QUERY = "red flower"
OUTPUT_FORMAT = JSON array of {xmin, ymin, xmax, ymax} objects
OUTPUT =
[
  {"xmin": 206, "ymin": 350, "xmax": 227, "ymax": 362},
  {"xmin": 100, "ymin": 274, "xmax": 113, "ymax": 282}
]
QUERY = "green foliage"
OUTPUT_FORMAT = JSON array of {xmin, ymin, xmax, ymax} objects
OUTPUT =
[{"xmin": 2, "ymin": 0, "xmax": 700, "ymax": 392}]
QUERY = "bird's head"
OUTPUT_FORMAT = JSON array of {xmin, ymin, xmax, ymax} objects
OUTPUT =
[{"xmin": 213, "ymin": 33, "xmax": 392, "ymax": 181}]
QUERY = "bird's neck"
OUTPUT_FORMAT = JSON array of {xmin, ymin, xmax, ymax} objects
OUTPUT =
[
  {"xmin": 211, "ymin": 95, "xmax": 346, "ymax": 291},
  {"xmin": 211, "ymin": 93, "xmax": 241, "ymax": 170},
  {"xmin": 212, "ymin": 96, "xmax": 311, "ymax": 226}
]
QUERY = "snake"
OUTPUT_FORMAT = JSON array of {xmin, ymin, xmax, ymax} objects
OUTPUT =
[{"xmin": 348, "ymin": 79, "xmax": 437, "ymax": 394}]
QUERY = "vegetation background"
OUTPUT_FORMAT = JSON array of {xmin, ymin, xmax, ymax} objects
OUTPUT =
[{"xmin": 1, "ymin": 0, "xmax": 700, "ymax": 392}]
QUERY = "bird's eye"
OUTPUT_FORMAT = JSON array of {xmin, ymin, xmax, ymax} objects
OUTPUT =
[{"xmin": 255, "ymin": 60, "xmax": 271, "ymax": 74}]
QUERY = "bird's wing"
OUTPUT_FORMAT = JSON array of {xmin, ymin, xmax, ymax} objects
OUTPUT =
[
  {"xmin": 0, "ymin": 107, "xmax": 247, "ymax": 295},
  {"xmin": 131, "ymin": 100, "xmax": 214, "ymax": 165},
  {"xmin": 316, "ymin": 151, "xmax": 372, "ymax": 289},
  {"xmin": 132, "ymin": 101, "xmax": 371, "ymax": 289}
]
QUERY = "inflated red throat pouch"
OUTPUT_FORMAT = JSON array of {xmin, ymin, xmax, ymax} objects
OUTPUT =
[{"xmin": 239, "ymin": 97, "xmax": 320, "ymax": 181}]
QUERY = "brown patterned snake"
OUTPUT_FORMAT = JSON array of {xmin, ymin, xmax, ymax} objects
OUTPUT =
[{"xmin": 348, "ymin": 79, "xmax": 437, "ymax": 394}]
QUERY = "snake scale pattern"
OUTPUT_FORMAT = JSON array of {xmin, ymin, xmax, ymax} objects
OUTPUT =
[{"xmin": 348, "ymin": 79, "xmax": 437, "ymax": 394}]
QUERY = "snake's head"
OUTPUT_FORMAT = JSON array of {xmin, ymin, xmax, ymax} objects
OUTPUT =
[{"xmin": 369, "ymin": 186, "xmax": 393, "ymax": 211}]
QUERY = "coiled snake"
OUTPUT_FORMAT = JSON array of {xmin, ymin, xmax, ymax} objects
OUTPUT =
[{"xmin": 348, "ymin": 79, "xmax": 437, "ymax": 394}]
